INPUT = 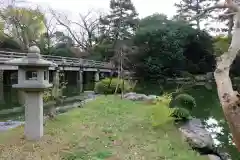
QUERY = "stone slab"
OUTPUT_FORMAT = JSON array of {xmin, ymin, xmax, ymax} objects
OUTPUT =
[{"xmin": 0, "ymin": 121, "xmax": 24, "ymax": 131}]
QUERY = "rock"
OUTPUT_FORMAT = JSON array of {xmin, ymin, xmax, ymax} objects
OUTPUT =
[
  {"xmin": 194, "ymin": 75, "xmax": 206, "ymax": 81},
  {"xmin": 217, "ymin": 152, "xmax": 232, "ymax": 160},
  {"xmin": 4, "ymin": 120, "xmax": 14, "ymax": 126},
  {"xmin": 204, "ymin": 83, "xmax": 212, "ymax": 90},
  {"xmin": 124, "ymin": 92, "xmax": 158, "ymax": 101},
  {"xmin": 124, "ymin": 93, "xmax": 149, "ymax": 101},
  {"xmin": 125, "ymin": 95, "xmax": 137, "ymax": 101},
  {"xmin": 179, "ymin": 118, "xmax": 215, "ymax": 154},
  {"xmin": 208, "ymin": 154, "xmax": 221, "ymax": 160},
  {"xmin": 206, "ymin": 72, "xmax": 214, "ymax": 80},
  {"xmin": 147, "ymin": 95, "xmax": 158, "ymax": 100},
  {"xmin": 123, "ymin": 92, "xmax": 137, "ymax": 98},
  {"xmin": 0, "ymin": 121, "xmax": 24, "ymax": 131},
  {"xmin": 137, "ymin": 94, "xmax": 149, "ymax": 100},
  {"xmin": 84, "ymin": 91, "xmax": 96, "ymax": 99}
]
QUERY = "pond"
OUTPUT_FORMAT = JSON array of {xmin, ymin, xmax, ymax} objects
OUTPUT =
[
  {"xmin": 136, "ymin": 83, "xmax": 239, "ymax": 159},
  {"xmin": 0, "ymin": 81, "xmax": 95, "ymax": 110}
]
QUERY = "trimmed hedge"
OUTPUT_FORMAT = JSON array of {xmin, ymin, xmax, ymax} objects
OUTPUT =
[
  {"xmin": 171, "ymin": 107, "xmax": 192, "ymax": 121},
  {"xmin": 169, "ymin": 93, "xmax": 196, "ymax": 110}
]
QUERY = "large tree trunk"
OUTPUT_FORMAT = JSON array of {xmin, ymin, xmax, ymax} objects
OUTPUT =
[{"xmin": 214, "ymin": 11, "xmax": 240, "ymax": 151}]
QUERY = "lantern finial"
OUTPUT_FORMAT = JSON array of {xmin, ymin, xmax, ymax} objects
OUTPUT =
[{"xmin": 28, "ymin": 45, "xmax": 40, "ymax": 54}]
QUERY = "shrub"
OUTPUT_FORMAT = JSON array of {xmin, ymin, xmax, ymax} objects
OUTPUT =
[
  {"xmin": 156, "ymin": 93, "xmax": 172, "ymax": 106},
  {"xmin": 150, "ymin": 94, "xmax": 174, "ymax": 127},
  {"xmin": 151, "ymin": 93, "xmax": 193, "ymax": 125},
  {"xmin": 94, "ymin": 78, "xmax": 132, "ymax": 94},
  {"xmin": 43, "ymin": 88, "xmax": 53, "ymax": 103},
  {"xmin": 171, "ymin": 107, "xmax": 192, "ymax": 121},
  {"xmin": 169, "ymin": 93, "xmax": 196, "ymax": 110}
]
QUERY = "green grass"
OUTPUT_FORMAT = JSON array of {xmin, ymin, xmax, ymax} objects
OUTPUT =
[{"xmin": 0, "ymin": 95, "xmax": 207, "ymax": 160}]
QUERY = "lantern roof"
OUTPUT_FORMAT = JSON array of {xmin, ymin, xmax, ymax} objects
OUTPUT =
[{"xmin": 5, "ymin": 46, "xmax": 57, "ymax": 67}]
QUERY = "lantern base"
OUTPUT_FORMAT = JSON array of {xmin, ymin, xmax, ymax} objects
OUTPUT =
[{"xmin": 24, "ymin": 92, "xmax": 43, "ymax": 140}]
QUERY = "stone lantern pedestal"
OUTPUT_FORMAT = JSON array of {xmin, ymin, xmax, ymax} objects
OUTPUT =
[{"xmin": 5, "ymin": 46, "xmax": 57, "ymax": 140}]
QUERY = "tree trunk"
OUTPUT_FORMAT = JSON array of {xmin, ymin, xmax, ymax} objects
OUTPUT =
[
  {"xmin": 214, "ymin": 11, "xmax": 240, "ymax": 151},
  {"xmin": 228, "ymin": 15, "xmax": 234, "ymax": 38},
  {"xmin": 196, "ymin": 0, "xmax": 201, "ymax": 30}
]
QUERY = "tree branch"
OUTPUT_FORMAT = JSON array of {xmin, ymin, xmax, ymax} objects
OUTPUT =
[{"xmin": 191, "ymin": 2, "xmax": 239, "ymax": 21}]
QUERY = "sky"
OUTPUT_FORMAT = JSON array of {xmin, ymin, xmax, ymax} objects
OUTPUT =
[
  {"xmin": 25, "ymin": 0, "xmax": 178, "ymax": 18},
  {"xmin": 22, "ymin": 0, "xmax": 226, "ymax": 36}
]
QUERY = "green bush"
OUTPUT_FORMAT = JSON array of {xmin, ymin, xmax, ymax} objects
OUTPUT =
[
  {"xmin": 169, "ymin": 93, "xmax": 196, "ymax": 110},
  {"xmin": 94, "ymin": 78, "xmax": 132, "ymax": 94},
  {"xmin": 43, "ymin": 88, "xmax": 53, "ymax": 103},
  {"xmin": 171, "ymin": 107, "xmax": 192, "ymax": 121},
  {"xmin": 150, "ymin": 94, "xmax": 174, "ymax": 127},
  {"xmin": 129, "ymin": 14, "xmax": 215, "ymax": 81}
]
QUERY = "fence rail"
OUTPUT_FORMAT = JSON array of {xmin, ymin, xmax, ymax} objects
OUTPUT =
[{"xmin": 0, "ymin": 51, "xmax": 114, "ymax": 69}]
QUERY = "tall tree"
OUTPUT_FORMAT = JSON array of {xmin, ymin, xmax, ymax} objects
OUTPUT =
[
  {"xmin": 192, "ymin": 0, "xmax": 240, "ymax": 151},
  {"xmin": 51, "ymin": 9, "xmax": 102, "ymax": 55},
  {"xmin": 0, "ymin": 6, "xmax": 46, "ymax": 50},
  {"xmin": 174, "ymin": 0, "xmax": 216, "ymax": 29},
  {"xmin": 100, "ymin": 0, "xmax": 138, "ymax": 42},
  {"xmin": 97, "ymin": 0, "xmax": 139, "ymax": 61},
  {"xmin": 130, "ymin": 14, "xmax": 215, "ymax": 80}
]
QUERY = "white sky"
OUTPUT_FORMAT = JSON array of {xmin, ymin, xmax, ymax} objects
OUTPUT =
[
  {"xmin": 26, "ymin": 0, "xmax": 178, "ymax": 18},
  {"xmin": 22, "ymin": 0, "xmax": 226, "ymax": 36}
]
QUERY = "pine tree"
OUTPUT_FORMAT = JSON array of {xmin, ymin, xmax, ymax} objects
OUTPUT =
[
  {"xmin": 174, "ymin": 0, "xmax": 216, "ymax": 29},
  {"xmin": 96, "ymin": 0, "xmax": 139, "ymax": 61},
  {"xmin": 100, "ymin": 0, "xmax": 139, "ymax": 42}
]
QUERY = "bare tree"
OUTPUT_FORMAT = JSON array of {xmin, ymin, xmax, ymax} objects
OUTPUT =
[
  {"xmin": 35, "ymin": 7, "xmax": 58, "ymax": 54},
  {"xmin": 192, "ymin": 0, "xmax": 240, "ymax": 151},
  {"xmin": 50, "ymin": 9, "xmax": 103, "ymax": 54}
]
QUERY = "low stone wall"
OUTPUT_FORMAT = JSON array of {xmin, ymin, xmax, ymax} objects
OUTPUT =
[
  {"xmin": 0, "ymin": 91, "xmax": 98, "ymax": 132},
  {"xmin": 0, "ymin": 95, "xmax": 86, "ymax": 117}
]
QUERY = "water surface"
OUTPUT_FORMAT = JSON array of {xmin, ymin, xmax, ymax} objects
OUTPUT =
[{"xmin": 137, "ymin": 83, "xmax": 239, "ymax": 159}]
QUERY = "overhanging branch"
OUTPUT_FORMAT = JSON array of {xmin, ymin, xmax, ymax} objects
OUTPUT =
[{"xmin": 190, "ymin": 2, "xmax": 239, "ymax": 22}]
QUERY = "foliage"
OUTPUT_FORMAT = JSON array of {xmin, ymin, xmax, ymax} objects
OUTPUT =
[
  {"xmin": 96, "ymin": 0, "xmax": 139, "ymax": 61},
  {"xmin": 37, "ymin": 31, "xmax": 75, "ymax": 57},
  {"xmin": 174, "ymin": 0, "xmax": 216, "ymax": 30},
  {"xmin": 150, "ymin": 94, "xmax": 174, "ymax": 127},
  {"xmin": 127, "ymin": 79, "xmax": 138, "ymax": 91},
  {"xmin": 129, "ymin": 14, "xmax": 215, "ymax": 81},
  {"xmin": 171, "ymin": 107, "xmax": 192, "ymax": 121},
  {"xmin": 213, "ymin": 36, "xmax": 230, "ymax": 56},
  {"xmin": 0, "ymin": 37, "xmax": 22, "ymax": 50},
  {"xmin": 170, "ymin": 93, "xmax": 197, "ymax": 110},
  {"xmin": 100, "ymin": 0, "xmax": 139, "ymax": 41},
  {"xmin": 151, "ymin": 93, "xmax": 192, "ymax": 124},
  {"xmin": 0, "ymin": 7, "xmax": 46, "ymax": 50},
  {"xmin": 43, "ymin": 89, "xmax": 52, "ymax": 103},
  {"xmin": 43, "ymin": 72, "xmax": 67, "ymax": 104},
  {"xmin": 94, "ymin": 78, "xmax": 132, "ymax": 94}
]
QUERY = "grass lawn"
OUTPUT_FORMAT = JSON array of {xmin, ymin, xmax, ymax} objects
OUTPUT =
[{"xmin": 0, "ymin": 96, "xmax": 207, "ymax": 160}]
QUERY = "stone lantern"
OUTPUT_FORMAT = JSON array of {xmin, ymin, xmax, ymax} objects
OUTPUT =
[{"xmin": 5, "ymin": 46, "xmax": 57, "ymax": 140}]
